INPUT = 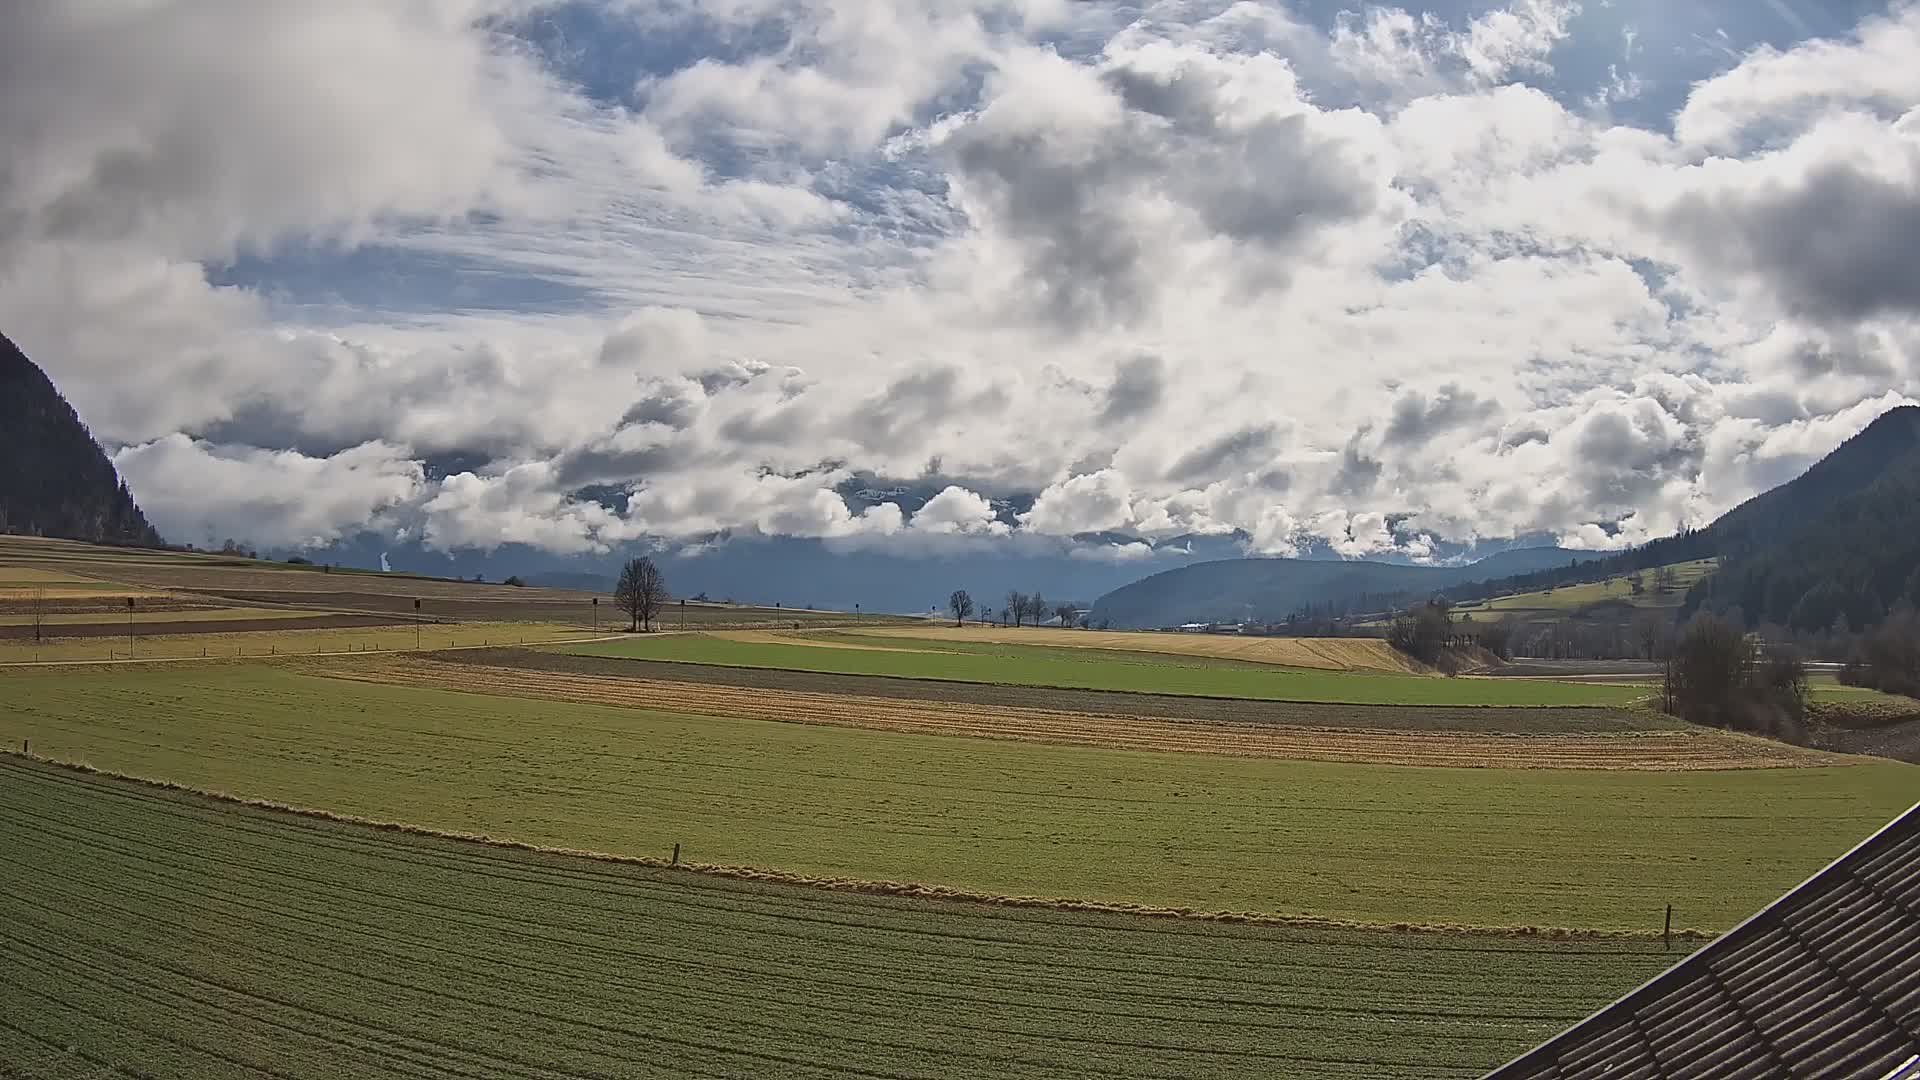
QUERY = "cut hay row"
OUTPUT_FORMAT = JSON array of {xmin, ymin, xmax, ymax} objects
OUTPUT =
[
  {"xmin": 0, "ymin": 755, "xmax": 1678, "ymax": 1079},
  {"xmin": 855, "ymin": 624, "xmax": 1430, "ymax": 672},
  {"xmin": 323, "ymin": 658, "xmax": 1834, "ymax": 771}
]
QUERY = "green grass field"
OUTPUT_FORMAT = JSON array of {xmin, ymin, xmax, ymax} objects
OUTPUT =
[
  {"xmin": 561, "ymin": 633, "xmax": 1649, "ymax": 706},
  {"xmin": 0, "ymin": 756, "xmax": 1681, "ymax": 1080},
  {"xmin": 1, "ymin": 664, "xmax": 1909, "ymax": 931}
]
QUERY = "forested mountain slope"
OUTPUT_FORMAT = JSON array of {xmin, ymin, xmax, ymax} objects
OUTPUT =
[
  {"xmin": 0, "ymin": 332, "xmax": 161, "ymax": 547},
  {"xmin": 1686, "ymin": 407, "xmax": 1920, "ymax": 629}
]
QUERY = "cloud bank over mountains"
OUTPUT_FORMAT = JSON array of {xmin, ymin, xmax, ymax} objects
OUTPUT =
[{"xmin": 4, "ymin": 0, "xmax": 1918, "ymax": 561}]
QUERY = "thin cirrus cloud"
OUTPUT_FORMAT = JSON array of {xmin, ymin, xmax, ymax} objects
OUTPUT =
[{"xmin": 0, "ymin": 0, "xmax": 1917, "ymax": 557}]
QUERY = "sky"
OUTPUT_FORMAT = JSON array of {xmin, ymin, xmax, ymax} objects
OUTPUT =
[{"xmin": 6, "ymin": 0, "xmax": 1920, "ymax": 565}]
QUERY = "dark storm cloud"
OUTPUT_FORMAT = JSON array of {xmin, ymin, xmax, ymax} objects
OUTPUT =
[
  {"xmin": 842, "ymin": 365, "xmax": 1010, "ymax": 454},
  {"xmin": 1165, "ymin": 423, "xmax": 1278, "ymax": 483},
  {"xmin": 1664, "ymin": 160, "xmax": 1920, "ymax": 331},
  {"xmin": 551, "ymin": 438, "xmax": 684, "ymax": 488},
  {"xmin": 941, "ymin": 51, "xmax": 1382, "ymax": 330},
  {"xmin": 618, "ymin": 380, "xmax": 702, "ymax": 428},
  {"xmin": 719, "ymin": 403, "xmax": 813, "ymax": 445},
  {"xmin": 1329, "ymin": 428, "xmax": 1382, "ymax": 495},
  {"xmin": 1382, "ymin": 384, "xmax": 1499, "ymax": 446},
  {"xmin": 193, "ymin": 400, "xmax": 361, "ymax": 457},
  {"xmin": 690, "ymin": 360, "xmax": 770, "ymax": 395},
  {"xmin": 1098, "ymin": 353, "xmax": 1166, "ymax": 425},
  {"xmin": 946, "ymin": 128, "xmax": 1153, "ymax": 329},
  {"xmin": 1564, "ymin": 406, "xmax": 1705, "ymax": 510}
]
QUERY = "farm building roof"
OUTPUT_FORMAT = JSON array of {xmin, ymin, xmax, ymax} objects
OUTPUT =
[{"xmin": 1485, "ymin": 802, "xmax": 1920, "ymax": 1080}]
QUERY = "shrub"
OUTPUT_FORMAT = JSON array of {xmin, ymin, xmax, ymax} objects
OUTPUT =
[{"xmin": 1661, "ymin": 615, "xmax": 1807, "ymax": 735}]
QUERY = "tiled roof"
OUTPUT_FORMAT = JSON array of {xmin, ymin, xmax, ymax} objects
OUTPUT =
[{"xmin": 1486, "ymin": 803, "xmax": 1920, "ymax": 1080}]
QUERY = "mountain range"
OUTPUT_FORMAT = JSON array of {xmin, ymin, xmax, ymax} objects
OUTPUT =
[
  {"xmin": 1085, "ymin": 545, "xmax": 1587, "ymax": 629},
  {"xmin": 6, "ymin": 331, "xmax": 1919, "ymax": 633}
]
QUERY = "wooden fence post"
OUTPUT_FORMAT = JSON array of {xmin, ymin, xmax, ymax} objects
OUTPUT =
[
  {"xmin": 672, "ymin": 843, "xmax": 680, "ymax": 866},
  {"xmin": 1663, "ymin": 904, "xmax": 1673, "ymax": 951}
]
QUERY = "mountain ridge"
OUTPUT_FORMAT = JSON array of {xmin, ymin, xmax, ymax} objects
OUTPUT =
[
  {"xmin": 1086, "ymin": 546, "xmax": 1585, "ymax": 629},
  {"xmin": 0, "ymin": 333, "xmax": 161, "ymax": 548}
]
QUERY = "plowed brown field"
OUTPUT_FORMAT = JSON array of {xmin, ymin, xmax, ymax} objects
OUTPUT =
[{"xmin": 318, "ymin": 657, "xmax": 1832, "ymax": 770}]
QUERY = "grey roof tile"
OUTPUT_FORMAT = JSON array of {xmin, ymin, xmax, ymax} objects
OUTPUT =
[{"xmin": 1486, "ymin": 803, "xmax": 1920, "ymax": 1080}]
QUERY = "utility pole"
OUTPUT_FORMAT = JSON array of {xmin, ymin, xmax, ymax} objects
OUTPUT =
[
  {"xmin": 126, "ymin": 596, "xmax": 135, "ymax": 658},
  {"xmin": 413, "ymin": 598, "xmax": 422, "ymax": 650},
  {"xmin": 680, "ymin": 598, "xmax": 686, "ymax": 630},
  {"xmin": 592, "ymin": 596, "xmax": 598, "ymax": 632}
]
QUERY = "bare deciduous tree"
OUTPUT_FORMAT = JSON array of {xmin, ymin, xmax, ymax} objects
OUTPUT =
[
  {"xmin": 948, "ymin": 589, "xmax": 974, "ymax": 626},
  {"xmin": 1054, "ymin": 602, "xmax": 1078, "ymax": 628},
  {"xmin": 28, "ymin": 587, "xmax": 47, "ymax": 644},
  {"xmin": 615, "ymin": 556, "xmax": 669, "ymax": 632},
  {"xmin": 1027, "ymin": 591, "xmax": 1046, "ymax": 627},
  {"xmin": 1632, "ymin": 611, "xmax": 1666, "ymax": 661},
  {"xmin": 1005, "ymin": 591, "xmax": 1026, "ymax": 627}
]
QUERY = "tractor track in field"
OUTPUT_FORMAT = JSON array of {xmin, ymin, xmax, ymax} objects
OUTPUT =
[{"xmin": 312, "ymin": 656, "xmax": 1832, "ymax": 770}]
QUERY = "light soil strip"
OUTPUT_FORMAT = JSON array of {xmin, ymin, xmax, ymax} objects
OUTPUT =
[
  {"xmin": 713, "ymin": 630, "xmax": 940, "ymax": 653},
  {"xmin": 317, "ymin": 658, "xmax": 1837, "ymax": 770},
  {"xmin": 855, "ymin": 625, "xmax": 1430, "ymax": 673}
]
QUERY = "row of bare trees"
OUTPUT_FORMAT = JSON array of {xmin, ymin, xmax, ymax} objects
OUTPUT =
[{"xmin": 945, "ymin": 589, "xmax": 1078, "ymax": 628}]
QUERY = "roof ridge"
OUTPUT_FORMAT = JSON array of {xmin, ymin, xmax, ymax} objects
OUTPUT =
[{"xmin": 1485, "ymin": 802, "xmax": 1920, "ymax": 1079}]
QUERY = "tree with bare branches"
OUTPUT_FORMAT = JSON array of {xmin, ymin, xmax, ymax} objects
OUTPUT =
[
  {"xmin": 615, "ymin": 556, "xmax": 669, "ymax": 631},
  {"xmin": 948, "ymin": 589, "xmax": 974, "ymax": 626},
  {"xmin": 28, "ymin": 587, "xmax": 47, "ymax": 644}
]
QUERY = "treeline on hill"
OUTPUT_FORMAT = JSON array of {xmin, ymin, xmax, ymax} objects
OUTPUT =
[{"xmin": 0, "ymin": 332, "xmax": 161, "ymax": 547}]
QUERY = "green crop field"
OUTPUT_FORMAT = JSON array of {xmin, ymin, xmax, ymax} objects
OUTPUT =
[
  {"xmin": 560, "ymin": 633, "xmax": 1649, "ymax": 706},
  {"xmin": 1, "ymin": 664, "xmax": 1910, "ymax": 931},
  {"xmin": 0, "ymin": 757, "xmax": 1681, "ymax": 1080}
]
